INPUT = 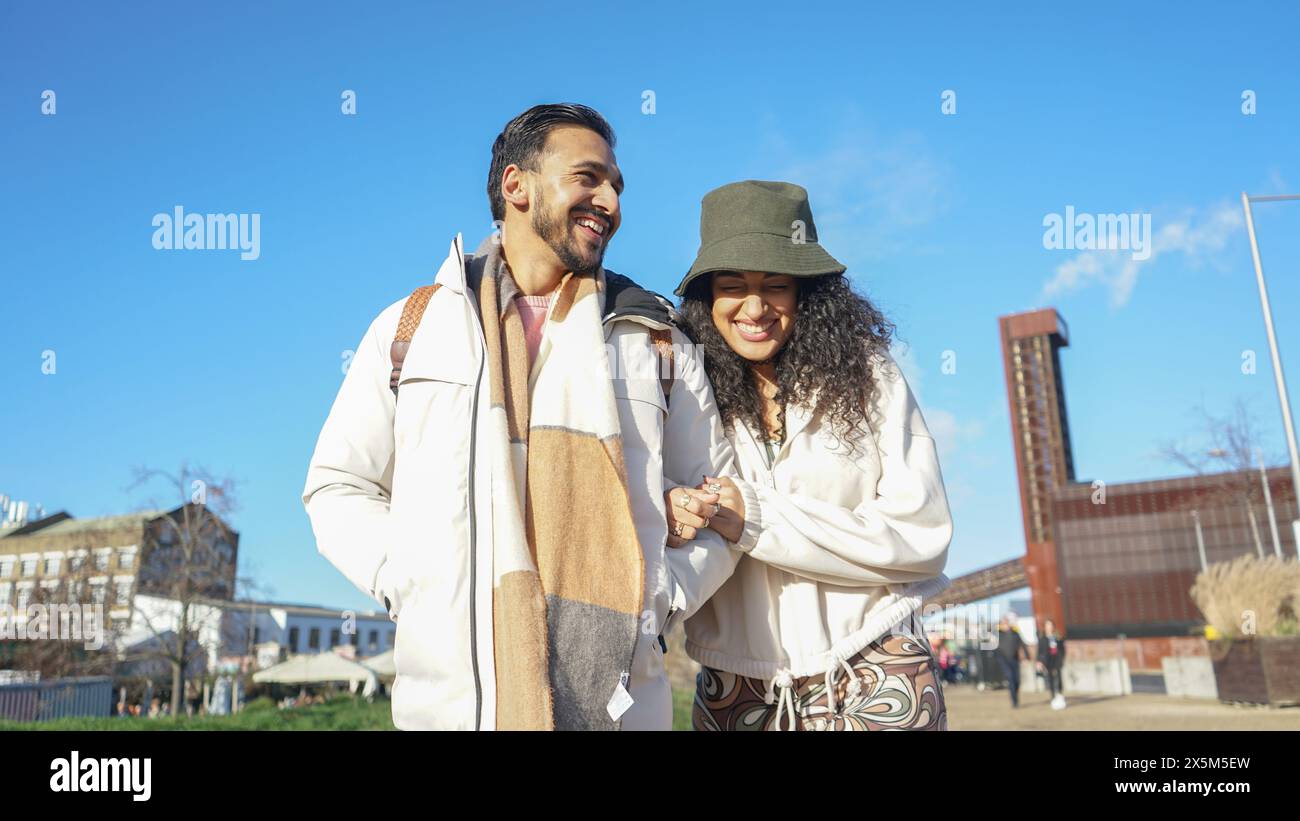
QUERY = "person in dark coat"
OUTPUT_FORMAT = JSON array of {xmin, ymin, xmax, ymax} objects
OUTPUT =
[
  {"xmin": 1036, "ymin": 618, "xmax": 1067, "ymax": 709},
  {"xmin": 995, "ymin": 614, "xmax": 1032, "ymax": 708}
]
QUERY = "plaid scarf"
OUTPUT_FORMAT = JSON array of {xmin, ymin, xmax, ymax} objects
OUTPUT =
[{"xmin": 471, "ymin": 239, "xmax": 645, "ymax": 730}]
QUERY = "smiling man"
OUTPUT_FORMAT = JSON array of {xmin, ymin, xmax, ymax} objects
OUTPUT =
[{"xmin": 303, "ymin": 104, "xmax": 740, "ymax": 730}]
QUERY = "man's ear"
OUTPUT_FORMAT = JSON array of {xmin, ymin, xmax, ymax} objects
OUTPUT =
[{"xmin": 501, "ymin": 164, "xmax": 530, "ymax": 212}]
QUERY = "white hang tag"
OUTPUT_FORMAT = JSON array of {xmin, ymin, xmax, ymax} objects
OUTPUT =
[{"xmin": 606, "ymin": 671, "xmax": 634, "ymax": 721}]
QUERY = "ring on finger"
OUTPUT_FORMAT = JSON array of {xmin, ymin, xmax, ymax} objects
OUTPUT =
[
  {"xmin": 678, "ymin": 492, "xmax": 691, "ymax": 508},
  {"xmin": 707, "ymin": 482, "xmax": 722, "ymax": 493},
  {"xmin": 672, "ymin": 522, "xmax": 684, "ymax": 537}
]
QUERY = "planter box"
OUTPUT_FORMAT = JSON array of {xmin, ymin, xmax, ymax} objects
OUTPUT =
[{"xmin": 1208, "ymin": 637, "xmax": 1300, "ymax": 706}]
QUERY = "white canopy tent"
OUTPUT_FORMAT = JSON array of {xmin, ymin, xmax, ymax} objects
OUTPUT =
[
  {"xmin": 254, "ymin": 653, "xmax": 378, "ymax": 698},
  {"xmin": 362, "ymin": 649, "xmax": 395, "ymax": 681}
]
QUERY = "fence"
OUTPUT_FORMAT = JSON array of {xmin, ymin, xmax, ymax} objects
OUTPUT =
[{"xmin": 0, "ymin": 676, "xmax": 113, "ymax": 722}]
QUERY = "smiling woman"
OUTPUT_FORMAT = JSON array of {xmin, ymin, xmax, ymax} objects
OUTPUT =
[
  {"xmin": 672, "ymin": 180, "xmax": 954, "ymax": 732},
  {"xmin": 711, "ymin": 271, "xmax": 798, "ymax": 361}
]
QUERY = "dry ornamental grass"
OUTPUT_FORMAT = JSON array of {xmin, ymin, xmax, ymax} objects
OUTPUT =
[{"xmin": 1190, "ymin": 555, "xmax": 1300, "ymax": 638}]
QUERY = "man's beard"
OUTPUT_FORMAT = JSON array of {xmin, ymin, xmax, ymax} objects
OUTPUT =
[{"xmin": 531, "ymin": 188, "xmax": 605, "ymax": 276}]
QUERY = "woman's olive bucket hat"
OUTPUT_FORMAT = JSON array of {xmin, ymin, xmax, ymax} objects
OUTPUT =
[{"xmin": 674, "ymin": 180, "xmax": 846, "ymax": 297}]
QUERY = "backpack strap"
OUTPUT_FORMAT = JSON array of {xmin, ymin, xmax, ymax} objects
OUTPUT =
[
  {"xmin": 389, "ymin": 283, "xmax": 442, "ymax": 397},
  {"xmin": 389, "ymin": 264, "xmax": 677, "ymax": 407},
  {"xmin": 648, "ymin": 327, "xmax": 676, "ymax": 410}
]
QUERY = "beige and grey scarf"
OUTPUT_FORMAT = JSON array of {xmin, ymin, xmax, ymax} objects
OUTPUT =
[{"xmin": 470, "ymin": 238, "xmax": 645, "ymax": 731}]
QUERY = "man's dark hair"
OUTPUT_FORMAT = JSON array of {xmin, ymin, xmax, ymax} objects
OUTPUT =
[{"xmin": 487, "ymin": 103, "xmax": 617, "ymax": 222}]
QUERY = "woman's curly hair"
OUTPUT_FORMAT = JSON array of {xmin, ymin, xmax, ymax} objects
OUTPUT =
[{"xmin": 679, "ymin": 272, "xmax": 896, "ymax": 458}]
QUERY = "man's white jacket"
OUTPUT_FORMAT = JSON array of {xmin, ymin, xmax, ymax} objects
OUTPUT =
[{"xmin": 303, "ymin": 235, "xmax": 739, "ymax": 730}]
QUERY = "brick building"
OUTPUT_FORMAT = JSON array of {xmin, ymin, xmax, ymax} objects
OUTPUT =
[
  {"xmin": 998, "ymin": 307, "xmax": 1299, "ymax": 671},
  {"xmin": 0, "ymin": 504, "xmax": 238, "ymax": 632}
]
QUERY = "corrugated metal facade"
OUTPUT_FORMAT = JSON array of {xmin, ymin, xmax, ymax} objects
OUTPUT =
[{"xmin": 1051, "ymin": 468, "xmax": 1298, "ymax": 638}]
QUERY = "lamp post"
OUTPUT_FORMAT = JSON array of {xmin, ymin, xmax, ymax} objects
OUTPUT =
[
  {"xmin": 1240, "ymin": 192, "xmax": 1300, "ymax": 559},
  {"xmin": 1191, "ymin": 509, "xmax": 1208, "ymax": 572},
  {"xmin": 1257, "ymin": 448, "xmax": 1283, "ymax": 559}
]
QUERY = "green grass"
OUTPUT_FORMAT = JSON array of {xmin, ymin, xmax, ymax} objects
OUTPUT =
[
  {"xmin": 672, "ymin": 686, "xmax": 693, "ymax": 731},
  {"xmin": 5, "ymin": 691, "xmax": 692, "ymax": 731},
  {"xmin": 0, "ymin": 695, "xmax": 397, "ymax": 731}
]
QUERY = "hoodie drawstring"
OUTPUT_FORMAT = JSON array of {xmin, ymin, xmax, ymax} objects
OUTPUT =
[
  {"xmin": 764, "ymin": 670, "xmax": 797, "ymax": 731},
  {"xmin": 824, "ymin": 655, "xmax": 862, "ymax": 717},
  {"xmin": 764, "ymin": 653, "xmax": 868, "ymax": 731}
]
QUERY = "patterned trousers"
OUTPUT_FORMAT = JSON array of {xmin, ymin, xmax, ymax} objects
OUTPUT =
[{"xmin": 692, "ymin": 613, "xmax": 947, "ymax": 731}]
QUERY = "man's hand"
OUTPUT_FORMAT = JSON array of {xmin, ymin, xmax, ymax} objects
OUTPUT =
[{"xmin": 665, "ymin": 486, "xmax": 720, "ymax": 548}]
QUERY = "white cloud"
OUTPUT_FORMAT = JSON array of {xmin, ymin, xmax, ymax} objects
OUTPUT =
[
  {"xmin": 1040, "ymin": 201, "xmax": 1243, "ymax": 308},
  {"xmin": 763, "ymin": 126, "xmax": 949, "ymax": 261},
  {"xmin": 888, "ymin": 342, "xmax": 984, "ymax": 460},
  {"xmin": 925, "ymin": 407, "xmax": 986, "ymax": 461}
]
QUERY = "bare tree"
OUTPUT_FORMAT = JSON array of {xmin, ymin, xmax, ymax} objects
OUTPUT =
[
  {"xmin": 1159, "ymin": 398, "xmax": 1289, "ymax": 559},
  {"xmin": 220, "ymin": 569, "xmax": 275, "ymax": 713},
  {"xmin": 123, "ymin": 463, "xmax": 240, "ymax": 717}
]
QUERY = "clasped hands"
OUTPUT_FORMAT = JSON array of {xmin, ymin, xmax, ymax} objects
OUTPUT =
[{"xmin": 665, "ymin": 474, "xmax": 746, "ymax": 548}]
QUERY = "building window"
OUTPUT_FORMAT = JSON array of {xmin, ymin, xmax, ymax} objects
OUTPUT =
[
  {"xmin": 93, "ymin": 551, "xmax": 111, "ymax": 571},
  {"xmin": 69, "ymin": 580, "xmax": 84, "ymax": 601},
  {"xmin": 114, "ymin": 581, "xmax": 132, "ymax": 606},
  {"xmin": 0, "ymin": 582, "xmax": 11, "ymax": 605},
  {"xmin": 349, "ymin": 630, "xmax": 358, "ymax": 646},
  {"xmin": 90, "ymin": 584, "xmax": 107, "ymax": 605},
  {"xmin": 16, "ymin": 585, "xmax": 34, "ymax": 610},
  {"xmin": 308, "ymin": 628, "xmax": 320, "ymax": 651},
  {"xmin": 328, "ymin": 629, "xmax": 340, "ymax": 648},
  {"xmin": 253, "ymin": 627, "xmax": 262, "ymax": 645},
  {"xmin": 288, "ymin": 627, "xmax": 300, "ymax": 652},
  {"xmin": 43, "ymin": 557, "xmax": 61, "ymax": 576},
  {"xmin": 118, "ymin": 549, "xmax": 136, "ymax": 570},
  {"xmin": 0, "ymin": 558, "xmax": 13, "ymax": 577},
  {"xmin": 20, "ymin": 559, "xmax": 37, "ymax": 577},
  {"xmin": 69, "ymin": 553, "xmax": 85, "ymax": 572},
  {"xmin": 40, "ymin": 580, "xmax": 60, "ymax": 602},
  {"xmin": 368, "ymin": 630, "xmax": 378, "ymax": 651}
]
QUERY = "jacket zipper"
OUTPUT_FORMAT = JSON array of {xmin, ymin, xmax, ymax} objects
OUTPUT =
[{"xmin": 463, "ymin": 247, "xmax": 486, "ymax": 731}]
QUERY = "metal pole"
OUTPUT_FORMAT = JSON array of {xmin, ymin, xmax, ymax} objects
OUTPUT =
[
  {"xmin": 1192, "ymin": 510, "xmax": 1208, "ymax": 571},
  {"xmin": 1241, "ymin": 192, "xmax": 1300, "ymax": 560},
  {"xmin": 1245, "ymin": 500, "xmax": 1265, "ymax": 559},
  {"xmin": 1258, "ymin": 448, "xmax": 1283, "ymax": 559}
]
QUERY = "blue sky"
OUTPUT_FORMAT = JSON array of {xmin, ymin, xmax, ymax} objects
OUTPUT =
[{"xmin": 3, "ymin": 2, "xmax": 1298, "ymax": 613}]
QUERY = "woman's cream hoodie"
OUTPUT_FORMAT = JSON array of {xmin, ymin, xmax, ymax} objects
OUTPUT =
[{"xmin": 684, "ymin": 349, "xmax": 953, "ymax": 684}]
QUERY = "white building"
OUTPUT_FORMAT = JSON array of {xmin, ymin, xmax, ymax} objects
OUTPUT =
[{"xmin": 115, "ymin": 596, "xmax": 395, "ymax": 676}]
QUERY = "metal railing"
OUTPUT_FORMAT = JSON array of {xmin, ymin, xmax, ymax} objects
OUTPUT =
[{"xmin": 0, "ymin": 676, "xmax": 112, "ymax": 722}]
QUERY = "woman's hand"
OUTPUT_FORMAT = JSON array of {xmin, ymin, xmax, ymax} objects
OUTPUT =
[
  {"xmin": 665, "ymin": 486, "xmax": 720, "ymax": 548},
  {"xmin": 694, "ymin": 475, "xmax": 747, "ymax": 544}
]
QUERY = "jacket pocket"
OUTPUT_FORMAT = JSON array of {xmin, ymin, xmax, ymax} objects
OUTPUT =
[
  {"xmin": 374, "ymin": 556, "xmax": 408, "ymax": 623},
  {"xmin": 612, "ymin": 371, "xmax": 668, "ymax": 413},
  {"xmin": 393, "ymin": 359, "xmax": 474, "ymax": 452}
]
